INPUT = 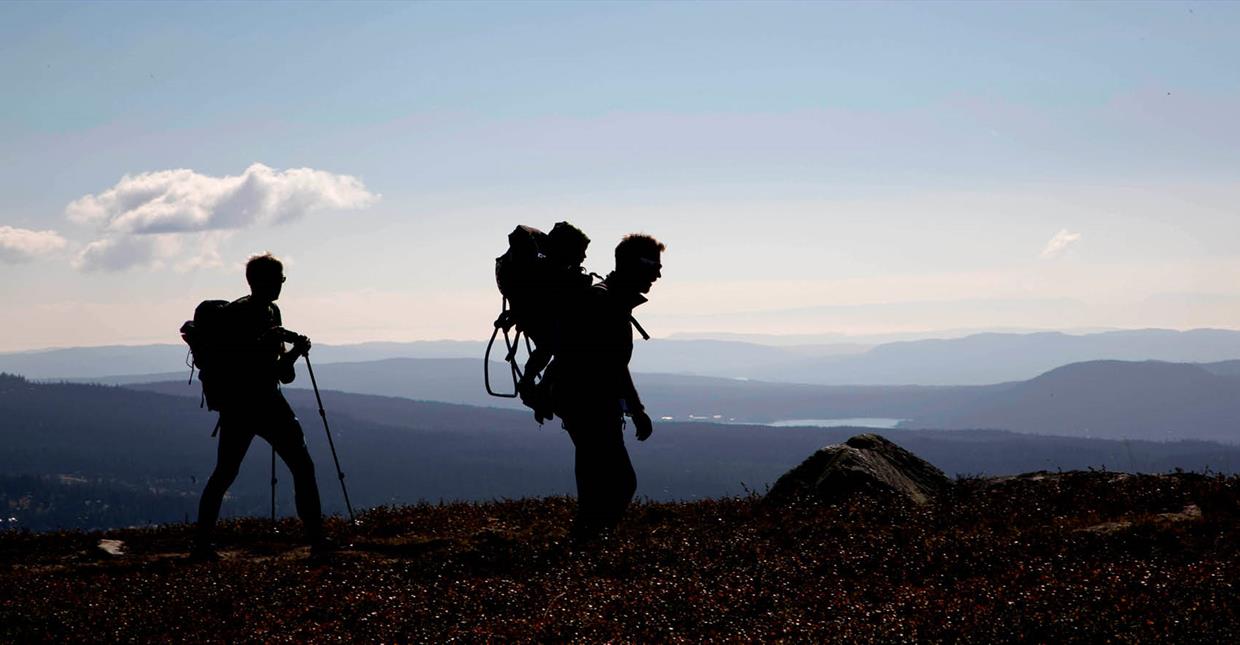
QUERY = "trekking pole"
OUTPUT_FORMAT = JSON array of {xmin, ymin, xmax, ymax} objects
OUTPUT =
[
  {"xmin": 303, "ymin": 353, "xmax": 357, "ymax": 523},
  {"xmin": 270, "ymin": 446, "xmax": 278, "ymax": 528}
]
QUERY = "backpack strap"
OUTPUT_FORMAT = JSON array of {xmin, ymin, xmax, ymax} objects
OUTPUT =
[
  {"xmin": 592, "ymin": 277, "xmax": 652, "ymax": 341},
  {"xmin": 484, "ymin": 296, "xmax": 521, "ymax": 398},
  {"xmin": 630, "ymin": 316, "xmax": 651, "ymax": 341}
]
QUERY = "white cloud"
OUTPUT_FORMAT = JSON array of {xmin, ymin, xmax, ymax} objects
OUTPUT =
[
  {"xmin": 1040, "ymin": 229, "xmax": 1082, "ymax": 259},
  {"xmin": 0, "ymin": 226, "xmax": 68, "ymax": 263},
  {"xmin": 72, "ymin": 231, "xmax": 238, "ymax": 273},
  {"xmin": 68, "ymin": 163, "xmax": 378, "ymax": 271},
  {"xmin": 174, "ymin": 232, "xmax": 230, "ymax": 272},
  {"xmin": 73, "ymin": 234, "xmax": 182, "ymax": 272},
  {"xmin": 68, "ymin": 163, "xmax": 378, "ymax": 233}
]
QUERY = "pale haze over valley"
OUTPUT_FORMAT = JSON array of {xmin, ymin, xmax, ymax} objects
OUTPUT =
[{"xmin": 3, "ymin": 2, "xmax": 1240, "ymax": 352}]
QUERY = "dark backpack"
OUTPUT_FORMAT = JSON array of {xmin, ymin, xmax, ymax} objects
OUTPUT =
[
  {"xmin": 487, "ymin": 226, "xmax": 551, "ymax": 397},
  {"xmin": 494, "ymin": 225, "xmax": 551, "ymax": 331},
  {"xmin": 180, "ymin": 299, "xmax": 236, "ymax": 412}
]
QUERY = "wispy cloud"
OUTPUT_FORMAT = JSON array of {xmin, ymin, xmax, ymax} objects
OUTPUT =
[
  {"xmin": 0, "ymin": 226, "xmax": 68, "ymax": 263},
  {"xmin": 69, "ymin": 163, "xmax": 379, "ymax": 271},
  {"xmin": 1040, "ymin": 229, "xmax": 1082, "ymax": 259},
  {"xmin": 72, "ymin": 234, "xmax": 181, "ymax": 272}
]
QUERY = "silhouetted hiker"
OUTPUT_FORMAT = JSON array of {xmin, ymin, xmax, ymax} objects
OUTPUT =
[
  {"xmin": 191, "ymin": 253, "xmax": 330, "ymax": 560},
  {"xmin": 547, "ymin": 233, "xmax": 664, "ymax": 542},
  {"xmin": 517, "ymin": 221, "xmax": 592, "ymax": 420}
]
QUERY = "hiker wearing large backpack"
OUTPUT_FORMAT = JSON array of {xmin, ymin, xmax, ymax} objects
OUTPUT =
[
  {"xmin": 548, "ymin": 233, "xmax": 665, "ymax": 543},
  {"xmin": 190, "ymin": 253, "xmax": 329, "ymax": 559}
]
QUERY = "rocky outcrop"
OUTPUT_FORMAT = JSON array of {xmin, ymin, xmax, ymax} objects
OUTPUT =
[{"xmin": 767, "ymin": 433, "xmax": 952, "ymax": 505}]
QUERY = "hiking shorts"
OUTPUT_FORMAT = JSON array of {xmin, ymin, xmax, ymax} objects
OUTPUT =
[{"xmin": 218, "ymin": 390, "xmax": 306, "ymax": 446}]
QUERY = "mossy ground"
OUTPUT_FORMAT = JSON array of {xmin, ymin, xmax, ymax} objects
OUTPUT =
[{"xmin": 2, "ymin": 472, "xmax": 1238, "ymax": 643}]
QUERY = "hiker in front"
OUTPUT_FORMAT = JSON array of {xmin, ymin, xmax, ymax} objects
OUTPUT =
[
  {"xmin": 191, "ymin": 253, "xmax": 329, "ymax": 559},
  {"xmin": 548, "ymin": 233, "xmax": 664, "ymax": 543}
]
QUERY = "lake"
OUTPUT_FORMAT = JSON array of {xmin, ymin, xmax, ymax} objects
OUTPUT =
[{"xmin": 766, "ymin": 418, "xmax": 906, "ymax": 429}]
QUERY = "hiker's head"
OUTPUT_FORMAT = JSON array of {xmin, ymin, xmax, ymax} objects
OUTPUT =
[
  {"xmin": 246, "ymin": 252, "xmax": 285, "ymax": 302},
  {"xmin": 548, "ymin": 221, "xmax": 590, "ymax": 267},
  {"xmin": 614, "ymin": 233, "xmax": 664, "ymax": 294}
]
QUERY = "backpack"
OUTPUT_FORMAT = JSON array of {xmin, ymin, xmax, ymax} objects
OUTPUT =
[
  {"xmin": 179, "ymin": 299, "xmax": 236, "ymax": 413},
  {"xmin": 486, "ymin": 225, "xmax": 553, "ymax": 397}
]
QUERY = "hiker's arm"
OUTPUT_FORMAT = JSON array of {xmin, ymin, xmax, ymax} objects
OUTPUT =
[
  {"xmin": 277, "ymin": 334, "xmax": 311, "ymax": 384},
  {"xmin": 622, "ymin": 367, "xmax": 654, "ymax": 441},
  {"xmin": 620, "ymin": 364, "xmax": 649, "ymax": 421},
  {"xmin": 622, "ymin": 366, "xmax": 643, "ymax": 415}
]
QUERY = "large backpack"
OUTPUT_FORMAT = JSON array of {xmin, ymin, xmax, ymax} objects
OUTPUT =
[
  {"xmin": 179, "ymin": 299, "xmax": 236, "ymax": 413},
  {"xmin": 494, "ymin": 225, "xmax": 551, "ymax": 335},
  {"xmin": 486, "ymin": 225, "xmax": 553, "ymax": 397}
]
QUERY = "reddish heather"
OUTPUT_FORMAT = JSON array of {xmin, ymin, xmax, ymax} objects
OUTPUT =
[{"xmin": 2, "ymin": 471, "xmax": 1238, "ymax": 642}]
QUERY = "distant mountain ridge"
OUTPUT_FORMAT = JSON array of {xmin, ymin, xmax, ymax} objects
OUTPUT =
[
  {"xmin": 100, "ymin": 356, "xmax": 1240, "ymax": 443},
  {"xmin": 764, "ymin": 328, "xmax": 1240, "ymax": 385},
  {"xmin": 0, "ymin": 341, "xmax": 485, "ymax": 380},
  {"xmin": 908, "ymin": 360, "xmax": 1240, "ymax": 443},
  {"xmin": 82, "ymin": 357, "xmax": 998, "ymax": 423},
  {"xmin": 8, "ymin": 328, "xmax": 1240, "ymax": 386}
]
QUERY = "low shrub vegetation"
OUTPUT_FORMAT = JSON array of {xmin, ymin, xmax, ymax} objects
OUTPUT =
[{"xmin": 2, "ymin": 471, "xmax": 1237, "ymax": 642}]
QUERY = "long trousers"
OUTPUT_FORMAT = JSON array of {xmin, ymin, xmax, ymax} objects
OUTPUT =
[
  {"xmin": 564, "ymin": 414, "xmax": 636, "ymax": 538},
  {"xmin": 197, "ymin": 392, "xmax": 322, "ymax": 541}
]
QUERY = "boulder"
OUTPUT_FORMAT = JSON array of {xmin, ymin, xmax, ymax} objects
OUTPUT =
[{"xmin": 767, "ymin": 433, "xmax": 952, "ymax": 505}]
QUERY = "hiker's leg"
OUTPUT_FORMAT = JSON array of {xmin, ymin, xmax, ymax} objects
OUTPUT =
[
  {"xmin": 272, "ymin": 431, "xmax": 323, "ymax": 540},
  {"xmin": 197, "ymin": 419, "xmax": 256, "ymax": 538},
  {"xmin": 567, "ymin": 419, "xmax": 609, "ymax": 539},
  {"xmin": 266, "ymin": 402, "xmax": 323, "ymax": 541},
  {"xmin": 611, "ymin": 430, "xmax": 637, "ymax": 527},
  {"xmin": 600, "ymin": 417, "xmax": 636, "ymax": 530}
]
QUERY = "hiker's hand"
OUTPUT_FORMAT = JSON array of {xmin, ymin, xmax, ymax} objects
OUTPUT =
[
  {"xmin": 632, "ymin": 410, "xmax": 653, "ymax": 441},
  {"xmin": 291, "ymin": 334, "xmax": 312, "ymax": 356}
]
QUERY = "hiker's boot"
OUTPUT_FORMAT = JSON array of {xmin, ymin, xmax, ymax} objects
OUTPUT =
[
  {"xmin": 309, "ymin": 536, "xmax": 341, "ymax": 560},
  {"xmin": 188, "ymin": 540, "xmax": 220, "ymax": 562},
  {"xmin": 569, "ymin": 522, "xmax": 604, "ymax": 547},
  {"xmin": 187, "ymin": 527, "xmax": 220, "ymax": 562}
]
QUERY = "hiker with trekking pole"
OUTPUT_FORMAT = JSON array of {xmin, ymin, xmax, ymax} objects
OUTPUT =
[{"xmin": 180, "ymin": 252, "xmax": 349, "ymax": 561}]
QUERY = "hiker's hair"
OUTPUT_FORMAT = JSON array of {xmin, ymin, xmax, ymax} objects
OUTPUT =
[
  {"xmin": 549, "ymin": 221, "xmax": 590, "ymax": 252},
  {"xmin": 245, "ymin": 252, "xmax": 284, "ymax": 285},
  {"xmin": 615, "ymin": 233, "xmax": 665, "ymax": 265}
]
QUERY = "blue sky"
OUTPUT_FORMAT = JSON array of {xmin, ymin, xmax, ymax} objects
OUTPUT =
[{"xmin": 2, "ymin": 1, "xmax": 1239, "ymax": 350}]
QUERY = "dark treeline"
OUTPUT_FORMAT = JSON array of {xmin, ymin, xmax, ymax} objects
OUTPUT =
[{"xmin": 0, "ymin": 474, "xmax": 202, "ymax": 532}]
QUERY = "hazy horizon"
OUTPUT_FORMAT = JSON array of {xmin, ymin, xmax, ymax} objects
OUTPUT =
[{"xmin": 5, "ymin": 324, "xmax": 1240, "ymax": 356}]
